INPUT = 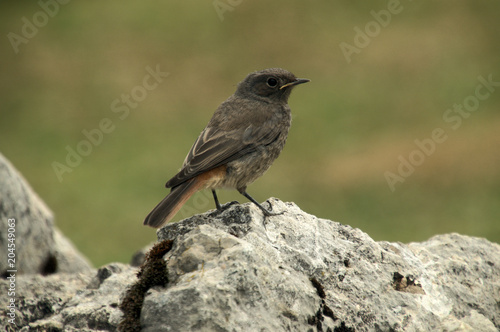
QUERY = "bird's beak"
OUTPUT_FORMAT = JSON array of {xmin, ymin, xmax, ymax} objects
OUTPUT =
[{"xmin": 280, "ymin": 78, "xmax": 310, "ymax": 90}]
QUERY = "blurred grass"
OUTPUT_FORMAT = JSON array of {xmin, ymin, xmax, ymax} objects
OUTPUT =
[{"xmin": 1, "ymin": 1, "xmax": 499, "ymax": 267}]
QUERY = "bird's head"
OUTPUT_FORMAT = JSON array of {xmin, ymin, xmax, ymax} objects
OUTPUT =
[{"xmin": 236, "ymin": 68, "xmax": 309, "ymax": 103}]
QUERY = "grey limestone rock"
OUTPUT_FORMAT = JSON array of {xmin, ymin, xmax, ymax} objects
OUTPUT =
[
  {"xmin": 1, "ymin": 263, "xmax": 133, "ymax": 331},
  {"xmin": 144, "ymin": 199, "xmax": 500, "ymax": 332},
  {"xmin": 1, "ymin": 195, "xmax": 499, "ymax": 331},
  {"xmin": 0, "ymin": 152, "xmax": 93, "ymax": 275}
]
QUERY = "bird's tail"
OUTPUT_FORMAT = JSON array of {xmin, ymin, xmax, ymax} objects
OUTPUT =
[{"xmin": 143, "ymin": 178, "xmax": 202, "ymax": 228}]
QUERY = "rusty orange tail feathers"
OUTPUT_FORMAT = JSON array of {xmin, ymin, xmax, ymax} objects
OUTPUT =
[
  {"xmin": 143, "ymin": 178, "xmax": 201, "ymax": 228},
  {"xmin": 144, "ymin": 166, "xmax": 227, "ymax": 228}
]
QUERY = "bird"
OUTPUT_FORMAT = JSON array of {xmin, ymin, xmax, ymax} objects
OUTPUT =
[{"xmin": 144, "ymin": 68, "xmax": 309, "ymax": 228}]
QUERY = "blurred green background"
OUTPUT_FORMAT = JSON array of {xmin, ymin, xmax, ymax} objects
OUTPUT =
[{"xmin": 1, "ymin": 1, "xmax": 499, "ymax": 267}]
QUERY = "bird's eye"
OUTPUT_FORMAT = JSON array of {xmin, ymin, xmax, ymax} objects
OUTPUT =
[{"xmin": 266, "ymin": 77, "xmax": 278, "ymax": 88}]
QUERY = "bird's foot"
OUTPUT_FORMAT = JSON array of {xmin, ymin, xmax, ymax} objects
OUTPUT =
[
  {"xmin": 220, "ymin": 200, "xmax": 240, "ymax": 210},
  {"xmin": 259, "ymin": 205, "xmax": 284, "ymax": 217}
]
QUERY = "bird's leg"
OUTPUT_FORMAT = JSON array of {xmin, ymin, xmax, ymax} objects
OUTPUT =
[
  {"xmin": 212, "ymin": 190, "xmax": 222, "ymax": 210},
  {"xmin": 212, "ymin": 189, "xmax": 239, "ymax": 212},
  {"xmin": 239, "ymin": 190, "xmax": 284, "ymax": 217}
]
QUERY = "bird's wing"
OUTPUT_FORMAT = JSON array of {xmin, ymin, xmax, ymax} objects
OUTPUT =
[{"xmin": 165, "ymin": 107, "xmax": 283, "ymax": 188}]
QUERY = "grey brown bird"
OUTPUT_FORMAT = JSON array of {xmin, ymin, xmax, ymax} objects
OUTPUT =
[{"xmin": 144, "ymin": 68, "xmax": 309, "ymax": 228}]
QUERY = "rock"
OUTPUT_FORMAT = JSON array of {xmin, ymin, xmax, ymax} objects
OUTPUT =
[
  {"xmin": 0, "ymin": 152, "xmax": 93, "ymax": 275},
  {"xmin": 1, "ymin": 270, "xmax": 94, "ymax": 330},
  {"xmin": 145, "ymin": 199, "xmax": 500, "ymax": 331},
  {"xmin": 1, "ymin": 263, "xmax": 133, "ymax": 331},
  {"xmin": 1, "ymin": 198, "xmax": 499, "ymax": 331}
]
